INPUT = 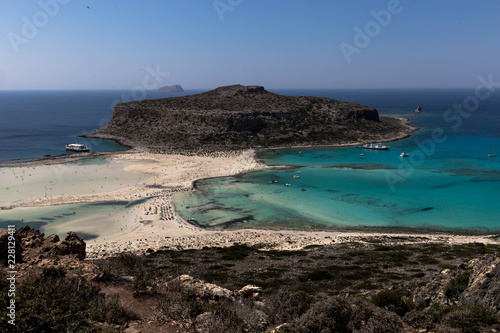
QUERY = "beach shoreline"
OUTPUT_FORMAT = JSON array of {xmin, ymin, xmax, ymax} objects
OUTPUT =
[{"xmin": 4, "ymin": 119, "xmax": 497, "ymax": 258}]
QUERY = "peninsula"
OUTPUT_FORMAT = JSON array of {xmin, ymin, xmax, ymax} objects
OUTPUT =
[{"xmin": 86, "ymin": 84, "xmax": 415, "ymax": 152}]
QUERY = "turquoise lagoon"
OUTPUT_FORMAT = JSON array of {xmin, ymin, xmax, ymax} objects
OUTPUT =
[
  {"xmin": 1, "ymin": 89, "xmax": 499, "ymax": 236},
  {"xmin": 172, "ymin": 89, "xmax": 500, "ymax": 234}
]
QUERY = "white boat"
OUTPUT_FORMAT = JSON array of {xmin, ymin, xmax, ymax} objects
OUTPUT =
[
  {"xmin": 285, "ymin": 183, "xmax": 291, "ymax": 187},
  {"xmin": 293, "ymin": 175, "xmax": 300, "ymax": 179},
  {"xmin": 363, "ymin": 143, "xmax": 390, "ymax": 150},
  {"xmin": 488, "ymin": 144, "xmax": 496, "ymax": 157},
  {"xmin": 65, "ymin": 143, "xmax": 90, "ymax": 152},
  {"xmin": 400, "ymin": 152, "xmax": 409, "ymax": 157}
]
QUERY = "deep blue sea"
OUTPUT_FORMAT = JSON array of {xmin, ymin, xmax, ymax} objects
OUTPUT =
[
  {"xmin": 0, "ymin": 90, "xmax": 204, "ymax": 162},
  {"xmin": 172, "ymin": 89, "xmax": 500, "ymax": 234},
  {"xmin": 1, "ymin": 89, "xmax": 500, "ymax": 234}
]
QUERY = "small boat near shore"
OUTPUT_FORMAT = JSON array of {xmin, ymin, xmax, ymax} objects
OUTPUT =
[
  {"xmin": 400, "ymin": 152, "xmax": 409, "ymax": 157},
  {"xmin": 363, "ymin": 143, "xmax": 389, "ymax": 150},
  {"xmin": 65, "ymin": 143, "xmax": 90, "ymax": 152}
]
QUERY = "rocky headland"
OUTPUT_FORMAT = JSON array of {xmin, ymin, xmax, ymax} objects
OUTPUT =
[{"xmin": 86, "ymin": 84, "xmax": 416, "ymax": 153}]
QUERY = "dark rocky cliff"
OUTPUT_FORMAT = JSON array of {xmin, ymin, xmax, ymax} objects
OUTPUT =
[{"xmin": 88, "ymin": 84, "xmax": 413, "ymax": 152}]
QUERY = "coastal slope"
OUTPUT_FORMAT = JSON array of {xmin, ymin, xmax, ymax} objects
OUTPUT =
[{"xmin": 87, "ymin": 85, "xmax": 415, "ymax": 152}]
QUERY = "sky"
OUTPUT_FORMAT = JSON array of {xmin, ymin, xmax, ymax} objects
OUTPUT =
[{"xmin": 1, "ymin": 0, "xmax": 499, "ymax": 90}]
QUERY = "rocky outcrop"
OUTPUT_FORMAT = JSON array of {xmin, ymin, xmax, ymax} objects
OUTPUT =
[
  {"xmin": 460, "ymin": 255, "xmax": 500, "ymax": 314},
  {"xmin": 171, "ymin": 274, "xmax": 236, "ymax": 301},
  {"xmin": 411, "ymin": 255, "xmax": 500, "ymax": 316},
  {"xmin": 0, "ymin": 228, "xmax": 22, "ymax": 265},
  {"xmin": 17, "ymin": 225, "xmax": 45, "ymax": 248},
  {"xmin": 156, "ymin": 85, "xmax": 184, "ymax": 92},
  {"xmin": 238, "ymin": 285, "xmax": 263, "ymax": 299},
  {"xmin": 88, "ymin": 85, "xmax": 413, "ymax": 152},
  {"xmin": 53, "ymin": 232, "xmax": 87, "ymax": 260},
  {"xmin": 10, "ymin": 226, "xmax": 86, "ymax": 262}
]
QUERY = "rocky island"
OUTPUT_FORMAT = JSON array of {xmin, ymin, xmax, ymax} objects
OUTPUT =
[
  {"xmin": 87, "ymin": 84, "xmax": 415, "ymax": 153},
  {"xmin": 156, "ymin": 84, "xmax": 184, "ymax": 92}
]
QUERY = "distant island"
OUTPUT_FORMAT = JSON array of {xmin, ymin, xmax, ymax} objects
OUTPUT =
[
  {"xmin": 156, "ymin": 84, "xmax": 184, "ymax": 92},
  {"xmin": 87, "ymin": 84, "xmax": 416, "ymax": 153}
]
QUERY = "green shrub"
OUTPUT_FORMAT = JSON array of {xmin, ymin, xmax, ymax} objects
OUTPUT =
[
  {"xmin": 293, "ymin": 297, "xmax": 405, "ymax": 333},
  {"xmin": 218, "ymin": 244, "xmax": 254, "ymax": 260},
  {"xmin": 1, "ymin": 267, "xmax": 137, "ymax": 332},
  {"xmin": 371, "ymin": 289, "xmax": 413, "ymax": 317},
  {"xmin": 441, "ymin": 303, "xmax": 498, "ymax": 333},
  {"xmin": 298, "ymin": 270, "xmax": 332, "ymax": 282},
  {"xmin": 266, "ymin": 289, "xmax": 313, "ymax": 325},
  {"xmin": 201, "ymin": 272, "xmax": 229, "ymax": 283},
  {"xmin": 444, "ymin": 271, "xmax": 471, "ymax": 300}
]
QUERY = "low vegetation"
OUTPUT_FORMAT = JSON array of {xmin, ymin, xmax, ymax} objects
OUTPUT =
[
  {"xmin": 0, "ymin": 267, "xmax": 137, "ymax": 332},
  {"xmin": 2, "ymin": 240, "xmax": 499, "ymax": 332}
]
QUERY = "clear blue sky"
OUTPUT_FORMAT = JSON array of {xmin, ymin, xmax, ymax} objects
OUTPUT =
[{"xmin": 1, "ymin": 0, "xmax": 499, "ymax": 90}]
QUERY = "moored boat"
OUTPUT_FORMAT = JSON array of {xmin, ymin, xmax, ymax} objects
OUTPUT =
[
  {"xmin": 488, "ymin": 144, "xmax": 496, "ymax": 157},
  {"xmin": 363, "ymin": 143, "xmax": 389, "ymax": 150},
  {"xmin": 400, "ymin": 152, "xmax": 409, "ymax": 157},
  {"xmin": 65, "ymin": 143, "xmax": 90, "ymax": 152}
]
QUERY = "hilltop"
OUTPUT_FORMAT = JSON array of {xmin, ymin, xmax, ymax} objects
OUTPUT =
[{"xmin": 87, "ymin": 85, "xmax": 415, "ymax": 153}]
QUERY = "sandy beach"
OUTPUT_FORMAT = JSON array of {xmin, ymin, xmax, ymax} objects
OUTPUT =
[{"xmin": 1, "ymin": 149, "xmax": 498, "ymax": 259}]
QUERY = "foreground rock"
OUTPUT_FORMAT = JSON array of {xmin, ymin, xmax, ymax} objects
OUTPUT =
[
  {"xmin": 88, "ymin": 84, "xmax": 415, "ymax": 153},
  {"xmin": 0, "ymin": 228, "xmax": 22, "ymax": 265},
  {"xmin": 0, "ymin": 226, "xmax": 87, "ymax": 268},
  {"xmin": 170, "ymin": 274, "xmax": 236, "ymax": 301},
  {"xmin": 460, "ymin": 255, "xmax": 500, "ymax": 314},
  {"xmin": 412, "ymin": 254, "xmax": 500, "ymax": 315}
]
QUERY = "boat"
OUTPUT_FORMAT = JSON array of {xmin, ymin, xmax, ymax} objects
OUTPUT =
[
  {"xmin": 269, "ymin": 180, "xmax": 278, "ymax": 184},
  {"xmin": 400, "ymin": 152, "xmax": 409, "ymax": 157},
  {"xmin": 293, "ymin": 175, "xmax": 300, "ymax": 179},
  {"xmin": 488, "ymin": 144, "xmax": 496, "ymax": 157},
  {"xmin": 359, "ymin": 153, "xmax": 364, "ymax": 156},
  {"xmin": 65, "ymin": 143, "xmax": 90, "ymax": 152},
  {"xmin": 363, "ymin": 143, "xmax": 389, "ymax": 150},
  {"xmin": 285, "ymin": 183, "xmax": 291, "ymax": 187}
]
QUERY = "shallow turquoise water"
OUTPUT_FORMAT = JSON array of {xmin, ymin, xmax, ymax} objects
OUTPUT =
[
  {"xmin": 172, "ymin": 89, "xmax": 500, "ymax": 234},
  {"xmin": 2, "ymin": 89, "xmax": 499, "ymax": 235},
  {"xmin": 0, "ymin": 200, "xmax": 144, "ymax": 240},
  {"xmin": 173, "ymin": 142, "xmax": 500, "ymax": 233}
]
